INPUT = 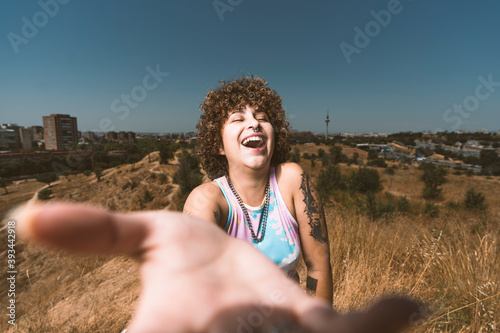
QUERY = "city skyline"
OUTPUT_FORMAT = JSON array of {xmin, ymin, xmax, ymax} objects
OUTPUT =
[{"xmin": 1, "ymin": 1, "xmax": 500, "ymax": 134}]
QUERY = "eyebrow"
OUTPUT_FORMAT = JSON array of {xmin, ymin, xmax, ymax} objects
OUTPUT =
[
  {"xmin": 229, "ymin": 109, "xmax": 266, "ymax": 116},
  {"xmin": 229, "ymin": 110, "xmax": 244, "ymax": 116}
]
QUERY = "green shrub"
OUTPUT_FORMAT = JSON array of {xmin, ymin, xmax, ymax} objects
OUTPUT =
[
  {"xmin": 421, "ymin": 163, "xmax": 447, "ymax": 199},
  {"xmin": 36, "ymin": 172, "xmax": 59, "ymax": 187},
  {"xmin": 365, "ymin": 192, "xmax": 396, "ymax": 220},
  {"xmin": 463, "ymin": 188, "xmax": 487, "ymax": 211},
  {"xmin": 38, "ymin": 188, "xmax": 52, "ymax": 200},
  {"xmin": 316, "ymin": 164, "xmax": 345, "ymax": 201},
  {"xmin": 0, "ymin": 177, "xmax": 13, "ymax": 194},
  {"xmin": 367, "ymin": 149, "xmax": 379, "ymax": 160},
  {"xmin": 445, "ymin": 200, "xmax": 460, "ymax": 210},
  {"xmin": 367, "ymin": 158, "xmax": 388, "ymax": 168},
  {"xmin": 94, "ymin": 167, "xmax": 103, "ymax": 182},
  {"xmin": 173, "ymin": 151, "xmax": 203, "ymax": 196},
  {"xmin": 365, "ymin": 192, "xmax": 379, "ymax": 220},
  {"xmin": 143, "ymin": 190, "xmax": 154, "ymax": 203},
  {"xmin": 289, "ymin": 148, "xmax": 301, "ymax": 163},
  {"xmin": 385, "ymin": 166, "xmax": 396, "ymax": 175},
  {"xmin": 397, "ymin": 195, "xmax": 411, "ymax": 213},
  {"xmin": 150, "ymin": 172, "xmax": 157, "ymax": 179},
  {"xmin": 349, "ymin": 167, "xmax": 382, "ymax": 193},
  {"xmin": 424, "ymin": 202, "xmax": 439, "ymax": 218},
  {"xmin": 83, "ymin": 170, "xmax": 92, "ymax": 176}
]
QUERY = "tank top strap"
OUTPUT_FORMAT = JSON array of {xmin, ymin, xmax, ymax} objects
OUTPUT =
[
  {"xmin": 214, "ymin": 176, "xmax": 234, "ymax": 232},
  {"xmin": 269, "ymin": 166, "xmax": 298, "ymax": 225}
]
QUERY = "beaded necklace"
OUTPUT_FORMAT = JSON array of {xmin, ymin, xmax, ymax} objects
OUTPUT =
[{"xmin": 226, "ymin": 175, "xmax": 270, "ymax": 243}]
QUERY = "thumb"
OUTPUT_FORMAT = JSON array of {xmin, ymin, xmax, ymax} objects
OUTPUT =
[{"xmin": 12, "ymin": 201, "xmax": 149, "ymax": 256}]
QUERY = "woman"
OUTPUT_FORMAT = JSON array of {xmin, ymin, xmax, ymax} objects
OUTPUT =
[{"xmin": 184, "ymin": 76, "xmax": 333, "ymax": 303}]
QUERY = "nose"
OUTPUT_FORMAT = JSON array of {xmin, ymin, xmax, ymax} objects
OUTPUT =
[{"xmin": 247, "ymin": 115, "xmax": 260, "ymax": 131}]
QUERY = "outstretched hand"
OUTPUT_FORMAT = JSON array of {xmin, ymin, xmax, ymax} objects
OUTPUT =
[{"xmin": 13, "ymin": 202, "xmax": 423, "ymax": 333}]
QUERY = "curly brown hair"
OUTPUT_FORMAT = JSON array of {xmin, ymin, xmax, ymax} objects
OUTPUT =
[{"xmin": 196, "ymin": 76, "xmax": 291, "ymax": 180}]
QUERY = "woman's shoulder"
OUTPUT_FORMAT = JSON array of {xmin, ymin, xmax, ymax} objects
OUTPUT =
[
  {"xmin": 185, "ymin": 181, "xmax": 225, "ymax": 209},
  {"xmin": 275, "ymin": 162, "xmax": 306, "ymax": 191},
  {"xmin": 275, "ymin": 162, "xmax": 305, "ymax": 180},
  {"xmin": 190, "ymin": 181, "xmax": 224, "ymax": 200}
]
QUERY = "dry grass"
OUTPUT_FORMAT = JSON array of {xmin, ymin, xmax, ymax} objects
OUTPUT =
[
  {"xmin": 1, "ymin": 147, "xmax": 499, "ymax": 332},
  {"xmin": 0, "ymin": 179, "xmax": 46, "ymax": 219}
]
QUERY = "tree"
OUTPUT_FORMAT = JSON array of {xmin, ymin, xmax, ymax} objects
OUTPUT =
[
  {"xmin": 36, "ymin": 172, "xmax": 59, "ymax": 187},
  {"xmin": 463, "ymin": 188, "xmax": 487, "ymax": 211},
  {"xmin": 62, "ymin": 170, "xmax": 72, "ymax": 179},
  {"xmin": 367, "ymin": 149, "xmax": 379, "ymax": 160},
  {"xmin": 37, "ymin": 188, "xmax": 52, "ymax": 200},
  {"xmin": 141, "ymin": 137, "xmax": 158, "ymax": 163},
  {"xmin": 316, "ymin": 164, "xmax": 345, "ymax": 201},
  {"xmin": 94, "ymin": 167, "xmax": 103, "ymax": 182},
  {"xmin": 349, "ymin": 167, "xmax": 382, "ymax": 193},
  {"xmin": 329, "ymin": 145, "xmax": 345, "ymax": 164},
  {"xmin": 479, "ymin": 149, "xmax": 499, "ymax": 174},
  {"xmin": 157, "ymin": 141, "xmax": 177, "ymax": 164},
  {"xmin": 0, "ymin": 177, "xmax": 13, "ymax": 194},
  {"xmin": 289, "ymin": 148, "xmax": 301, "ymax": 163},
  {"xmin": 420, "ymin": 163, "xmax": 447, "ymax": 199},
  {"xmin": 173, "ymin": 151, "xmax": 204, "ymax": 199}
]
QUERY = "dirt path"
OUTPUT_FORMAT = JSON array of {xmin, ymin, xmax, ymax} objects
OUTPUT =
[{"xmin": 26, "ymin": 181, "xmax": 61, "ymax": 205}]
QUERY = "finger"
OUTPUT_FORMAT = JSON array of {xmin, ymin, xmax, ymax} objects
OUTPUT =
[
  {"xmin": 343, "ymin": 297, "xmax": 424, "ymax": 333},
  {"xmin": 299, "ymin": 297, "xmax": 423, "ymax": 333},
  {"xmin": 12, "ymin": 201, "xmax": 149, "ymax": 256},
  {"xmin": 207, "ymin": 305, "xmax": 303, "ymax": 333}
]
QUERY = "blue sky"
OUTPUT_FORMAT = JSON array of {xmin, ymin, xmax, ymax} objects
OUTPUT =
[{"xmin": 1, "ymin": 0, "xmax": 499, "ymax": 134}]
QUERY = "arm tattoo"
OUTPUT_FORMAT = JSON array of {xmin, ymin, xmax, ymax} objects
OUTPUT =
[
  {"xmin": 306, "ymin": 275, "xmax": 318, "ymax": 294},
  {"xmin": 300, "ymin": 173, "xmax": 327, "ymax": 243}
]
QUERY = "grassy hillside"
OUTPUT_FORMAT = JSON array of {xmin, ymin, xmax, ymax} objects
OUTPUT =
[{"xmin": 1, "ymin": 146, "xmax": 499, "ymax": 332}]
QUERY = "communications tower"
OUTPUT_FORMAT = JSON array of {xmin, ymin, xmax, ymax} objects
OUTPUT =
[{"xmin": 325, "ymin": 110, "xmax": 330, "ymax": 140}]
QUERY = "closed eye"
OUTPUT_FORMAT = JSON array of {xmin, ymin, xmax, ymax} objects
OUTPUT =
[{"xmin": 256, "ymin": 113, "xmax": 269, "ymax": 121}]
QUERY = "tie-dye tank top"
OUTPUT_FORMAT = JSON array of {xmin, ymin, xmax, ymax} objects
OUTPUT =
[{"xmin": 215, "ymin": 166, "xmax": 301, "ymax": 279}]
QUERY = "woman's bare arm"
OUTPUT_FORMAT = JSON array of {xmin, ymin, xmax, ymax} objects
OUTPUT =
[{"xmin": 284, "ymin": 162, "xmax": 334, "ymax": 304}]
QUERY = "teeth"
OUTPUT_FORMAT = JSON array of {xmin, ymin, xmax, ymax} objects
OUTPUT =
[{"xmin": 242, "ymin": 136, "xmax": 263, "ymax": 146}]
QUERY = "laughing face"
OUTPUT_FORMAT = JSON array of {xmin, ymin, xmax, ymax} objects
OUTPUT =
[{"xmin": 219, "ymin": 105, "xmax": 275, "ymax": 172}]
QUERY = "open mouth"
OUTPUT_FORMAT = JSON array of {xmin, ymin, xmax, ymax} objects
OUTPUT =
[{"xmin": 241, "ymin": 136, "xmax": 265, "ymax": 149}]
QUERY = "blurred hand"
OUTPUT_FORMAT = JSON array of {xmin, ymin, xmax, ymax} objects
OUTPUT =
[{"xmin": 14, "ymin": 202, "xmax": 422, "ymax": 333}]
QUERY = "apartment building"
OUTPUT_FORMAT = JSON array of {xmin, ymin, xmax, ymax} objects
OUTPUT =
[{"xmin": 43, "ymin": 114, "xmax": 78, "ymax": 150}]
